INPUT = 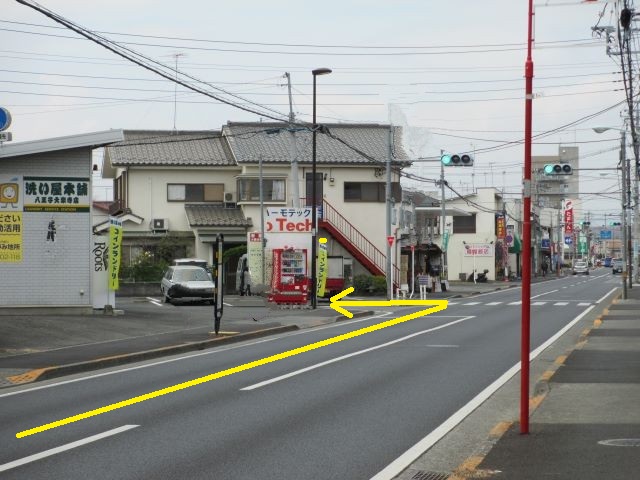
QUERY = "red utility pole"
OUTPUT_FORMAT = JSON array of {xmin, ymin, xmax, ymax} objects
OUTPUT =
[{"xmin": 521, "ymin": 0, "xmax": 534, "ymax": 435}]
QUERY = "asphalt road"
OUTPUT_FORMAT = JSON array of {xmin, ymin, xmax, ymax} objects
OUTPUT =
[{"xmin": 0, "ymin": 270, "xmax": 617, "ymax": 479}]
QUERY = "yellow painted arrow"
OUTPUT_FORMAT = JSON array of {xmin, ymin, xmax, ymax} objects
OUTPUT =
[
  {"xmin": 15, "ymin": 287, "xmax": 447, "ymax": 439},
  {"xmin": 330, "ymin": 287, "xmax": 448, "ymax": 319}
]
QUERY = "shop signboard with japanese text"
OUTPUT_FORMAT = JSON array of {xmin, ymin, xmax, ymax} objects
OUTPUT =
[
  {"xmin": 23, "ymin": 176, "xmax": 90, "ymax": 212},
  {"xmin": 264, "ymin": 207, "xmax": 312, "ymax": 271},
  {"xmin": 0, "ymin": 175, "xmax": 23, "ymax": 262},
  {"xmin": 108, "ymin": 218, "xmax": 123, "ymax": 290},
  {"xmin": 564, "ymin": 200, "xmax": 574, "ymax": 234},
  {"xmin": 463, "ymin": 243, "xmax": 494, "ymax": 257}
]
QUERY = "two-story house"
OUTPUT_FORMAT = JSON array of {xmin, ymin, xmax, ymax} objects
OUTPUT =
[{"xmin": 101, "ymin": 123, "xmax": 410, "ymax": 290}]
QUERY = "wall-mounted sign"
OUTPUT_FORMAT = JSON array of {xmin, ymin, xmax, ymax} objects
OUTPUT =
[
  {"xmin": 265, "ymin": 207, "xmax": 312, "ymax": 233},
  {"xmin": 496, "ymin": 215, "xmax": 506, "ymax": 239},
  {"xmin": 463, "ymin": 243, "xmax": 494, "ymax": 257},
  {"xmin": 23, "ymin": 176, "xmax": 90, "ymax": 212}
]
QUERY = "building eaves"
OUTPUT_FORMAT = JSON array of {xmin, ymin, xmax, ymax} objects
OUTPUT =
[
  {"xmin": 106, "ymin": 130, "xmax": 235, "ymax": 167},
  {"xmin": 185, "ymin": 204, "xmax": 252, "ymax": 228},
  {"xmin": 0, "ymin": 129, "xmax": 124, "ymax": 158},
  {"xmin": 222, "ymin": 122, "xmax": 411, "ymax": 167}
]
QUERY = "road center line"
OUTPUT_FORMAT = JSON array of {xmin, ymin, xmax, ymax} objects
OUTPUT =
[
  {"xmin": 531, "ymin": 289, "xmax": 559, "ymax": 299},
  {"xmin": 0, "ymin": 425, "xmax": 139, "ymax": 473},
  {"xmin": 241, "ymin": 316, "xmax": 475, "ymax": 391}
]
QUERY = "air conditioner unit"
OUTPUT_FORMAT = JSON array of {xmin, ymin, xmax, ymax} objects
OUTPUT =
[
  {"xmin": 224, "ymin": 191, "xmax": 237, "ymax": 208},
  {"xmin": 152, "ymin": 218, "xmax": 169, "ymax": 231}
]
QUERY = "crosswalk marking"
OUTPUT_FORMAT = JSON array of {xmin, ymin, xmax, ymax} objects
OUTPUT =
[
  {"xmin": 554, "ymin": 302, "xmax": 569, "ymax": 306},
  {"xmin": 485, "ymin": 302, "xmax": 502, "ymax": 306}
]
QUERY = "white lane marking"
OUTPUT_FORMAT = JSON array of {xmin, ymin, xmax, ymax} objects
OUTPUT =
[
  {"xmin": 485, "ymin": 302, "xmax": 502, "ymax": 306},
  {"xmin": 531, "ymin": 289, "xmax": 559, "ymax": 299},
  {"xmin": 577, "ymin": 303, "xmax": 592, "ymax": 307},
  {"xmin": 597, "ymin": 287, "xmax": 618, "ymax": 304},
  {"xmin": 554, "ymin": 302, "xmax": 569, "ymax": 306},
  {"xmin": 240, "ymin": 316, "xmax": 476, "ymax": 391},
  {"xmin": 223, "ymin": 302, "xmax": 233, "ymax": 306},
  {"xmin": 532, "ymin": 302, "xmax": 547, "ymax": 306},
  {"xmin": 0, "ymin": 312, "xmax": 393, "ymax": 399},
  {"xmin": 145, "ymin": 297, "xmax": 163, "ymax": 307},
  {"xmin": 447, "ymin": 302, "xmax": 459, "ymax": 305},
  {"xmin": 463, "ymin": 302, "xmax": 481, "ymax": 306},
  {"xmin": 508, "ymin": 301, "xmax": 522, "ymax": 305},
  {"xmin": 425, "ymin": 345, "xmax": 459, "ymax": 348},
  {"xmin": 0, "ymin": 425, "xmax": 139, "ymax": 473},
  {"xmin": 371, "ymin": 305, "xmax": 596, "ymax": 480}
]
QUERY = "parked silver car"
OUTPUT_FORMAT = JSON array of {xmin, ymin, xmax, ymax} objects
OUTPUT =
[{"xmin": 161, "ymin": 265, "xmax": 215, "ymax": 304}]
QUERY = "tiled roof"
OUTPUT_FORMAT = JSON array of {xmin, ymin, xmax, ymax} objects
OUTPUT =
[
  {"xmin": 185, "ymin": 204, "xmax": 252, "ymax": 228},
  {"xmin": 106, "ymin": 130, "xmax": 235, "ymax": 167},
  {"xmin": 222, "ymin": 122, "xmax": 410, "ymax": 165}
]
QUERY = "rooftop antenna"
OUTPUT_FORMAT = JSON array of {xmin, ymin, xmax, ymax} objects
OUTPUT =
[{"xmin": 170, "ymin": 53, "xmax": 186, "ymax": 133}]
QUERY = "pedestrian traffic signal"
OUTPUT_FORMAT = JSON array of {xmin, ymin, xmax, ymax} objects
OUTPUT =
[
  {"xmin": 441, "ymin": 153, "xmax": 473, "ymax": 167},
  {"xmin": 543, "ymin": 163, "xmax": 572, "ymax": 175}
]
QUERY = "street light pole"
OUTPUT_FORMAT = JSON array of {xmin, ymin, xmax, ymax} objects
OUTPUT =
[
  {"xmin": 311, "ymin": 67, "xmax": 332, "ymax": 310},
  {"xmin": 593, "ymin": 127, "xmax": 628, "ymax": 299}
]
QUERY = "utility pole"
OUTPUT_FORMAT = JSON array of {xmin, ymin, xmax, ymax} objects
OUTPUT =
[
  {"xmin": 440, "ymin": 150, "xmax": 447, "ymax": 282},
  {"xmin": 284, "ymin": 73, "xmax": 300, "ymax": 208},
  {"xmin": 621, "ymin": 131, "xmax": 628, "ymax": 300},
  {"xmin": 386, "ymin": 123, "xmax": 393, "ymax": 300}
]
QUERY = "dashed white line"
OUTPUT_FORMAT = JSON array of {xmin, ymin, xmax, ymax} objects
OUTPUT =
[
  {"xmin": 508, "ymin": 301, "xmax": 522, "ymax": 305},
  {"xmin": 241, "ymin": 316, "xmax": 476, "ymax": 391},
  {"xmin": 0, "ymin": 425, "xmax": 139, "ymax": 473},
  {"xmin": 532, "ymin": 301, "xmax": 547, "ymax": 306},
  {"xmin": 553, "ymin": 302, "xmax": 569, "ymax": 306},
  {"xmin": 577, "ymin": 303, "xmax": 592, "ymax": 307},
  {"xmin": 463, "ymin": 302, "xmax": 481, "ymax": 306},
  {"xmin": 485, "ymin": 302, "xmax": 502, "ymax": 306}
]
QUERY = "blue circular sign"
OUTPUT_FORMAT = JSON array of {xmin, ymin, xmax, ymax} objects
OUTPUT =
[{"xmin": 0, "ymin": 108, "xmax": 12, "ymax": 131}]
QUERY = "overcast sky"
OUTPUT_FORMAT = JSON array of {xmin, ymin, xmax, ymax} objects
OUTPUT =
[{"xmin": 0, "ymin": 1, "xmax": 628, "ymax": 222}]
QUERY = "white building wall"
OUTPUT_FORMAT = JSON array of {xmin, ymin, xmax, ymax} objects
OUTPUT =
[
  {"xmin": 123, "ymin": 167, "xmax": 240, "ymax": 233},
  {"xmin": 446, "ymin": 188, "xmax": 500, "ymax": 282},
  {"xmin": 0, "ymin": 149, "xmax": 93, "ymax": 307}
]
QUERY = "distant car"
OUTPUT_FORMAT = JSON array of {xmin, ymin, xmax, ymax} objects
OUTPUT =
[
  {"xmin": 604, "ymin": 257, "xmax": 613, "ymax": 268},
  {"xmin": 161, "ymin": 265, "xmax": 215, "ymax": 304},
  {"xmin": 612, "ymin": 258, "xmax": 624, "ymax": 274},
  {"xmin": 572, "ymin": 261, "xmax": 589, "ymax": 275}
]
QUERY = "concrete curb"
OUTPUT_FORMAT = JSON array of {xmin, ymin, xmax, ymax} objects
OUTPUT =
[
  {"xmin": 8, "ymin": 325, "xmax": 299, "ymax": 386},
  {"xmin": 5, "ymin": 310, "xmax": 376, "ymax": 387}
]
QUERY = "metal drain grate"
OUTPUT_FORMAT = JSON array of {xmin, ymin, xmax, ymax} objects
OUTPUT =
[{"xmin": 411, "ymin": 471, "xmax": 450, "ymax": 480}]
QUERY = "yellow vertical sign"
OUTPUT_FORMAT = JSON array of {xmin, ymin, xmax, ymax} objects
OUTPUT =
[
  {"xmin": 108, "ymin": 217, "xmax": 123, "ymax": 290},
  {"xmin": 317, "ymin": 237, "xmax": 328, "ymax": 298},
  {"xmin": 0, "ymin": 211, "xmax": 22, "ymax": 262}
]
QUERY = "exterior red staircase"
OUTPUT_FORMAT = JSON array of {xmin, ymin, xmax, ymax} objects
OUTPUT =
[{"xmin": 319, "ymin": 199, "xmax": 400, "ymax": 287}]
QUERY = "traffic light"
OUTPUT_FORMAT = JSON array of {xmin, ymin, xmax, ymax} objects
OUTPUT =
[
  {"xmin": 612, "ymin": 222, "xmax": 622, "ymax": 226},
  {"xmin": 543, "ymin": 163, "xmax": 572, "ymax": 175},
  {"xmin": 441, "ymin": 153, "xmax": 473, "ymax": 167}
]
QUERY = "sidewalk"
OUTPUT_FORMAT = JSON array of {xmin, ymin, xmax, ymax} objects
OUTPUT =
[
  {"xmin": 0, "ymin": 281, "xmax": 515, "ymax": 389},
  {"xmin": 397, "ymin": 284, "xmax": 640, "ymax": 480}
]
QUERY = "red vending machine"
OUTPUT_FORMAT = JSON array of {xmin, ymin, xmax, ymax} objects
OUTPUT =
[{"xmin": 269, "ymin": 248, "xmax": 308, "ymax": 305}]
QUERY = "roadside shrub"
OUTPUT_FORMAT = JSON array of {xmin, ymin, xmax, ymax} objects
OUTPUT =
[
  {"xmin": 120, "ymin": 251, "xmax": 168, "ymax": 282},
  {"xmin": 371, "ymin": 276, "xmax": 387, "ymax": 294},
  {"xmin": 353, "ymin": 274, "xmax": 372, "ymax": 294}
]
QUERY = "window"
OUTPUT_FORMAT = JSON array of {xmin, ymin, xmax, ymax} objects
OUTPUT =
[
  {"xmin": 453, "ymin": 214, "xmax": 476, "ymax": 234},
  {"xmin": 237, "ymin": 178, "xmax": 286, "ymax": 202},
  {"xmin": 167, "ymin": 184, "xmax": 224, "ymax": 202},
  {"xmin": 344, "ymin": 182, "xmax": 401, "ymax": 202}
]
